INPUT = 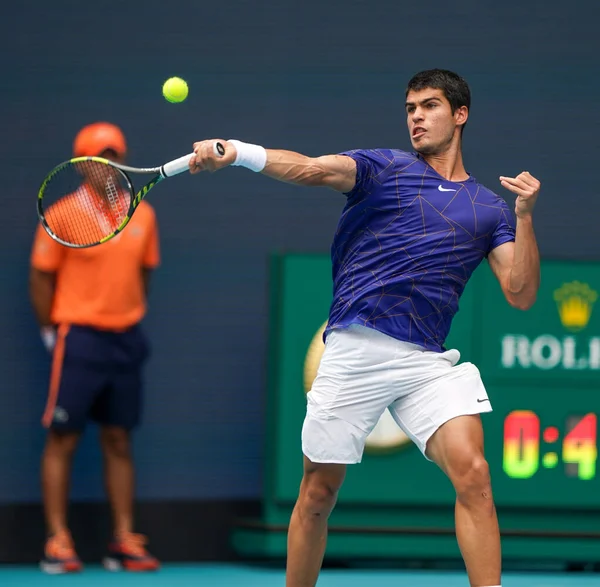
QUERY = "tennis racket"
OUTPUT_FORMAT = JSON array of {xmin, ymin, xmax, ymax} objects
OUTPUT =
[{"xmin": 37, "ymin": 142, "xmax": 225, "ymax": 248}]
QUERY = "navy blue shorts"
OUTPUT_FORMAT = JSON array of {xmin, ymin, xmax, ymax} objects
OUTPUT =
[{"xmin": 42, "ymin": 324, "xmax": 150, "ymax": 432}]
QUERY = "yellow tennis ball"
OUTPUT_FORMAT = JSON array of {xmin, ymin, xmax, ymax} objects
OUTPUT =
[{"xmin": 162, "ymin": 77, "xmax": 188, "ymax": 103}]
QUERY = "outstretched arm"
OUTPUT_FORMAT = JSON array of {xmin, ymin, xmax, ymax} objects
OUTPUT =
[{"xmin": 189, "ymin": 139, "xmax": 357, "ymax": 193}]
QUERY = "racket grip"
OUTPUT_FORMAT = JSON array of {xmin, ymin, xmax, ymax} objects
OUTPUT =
[
  {"xmin": 160, "ymin": 143, "xmax": 226, "ymax": 177},
  {"xmin": 160, "ymin": 153, "xmax": 195, "ymax": 178}
]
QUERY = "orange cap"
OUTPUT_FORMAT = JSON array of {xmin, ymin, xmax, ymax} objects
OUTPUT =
[{"xmin": 73, "ymin": 122, "xmax": 127, "ymax": 157}]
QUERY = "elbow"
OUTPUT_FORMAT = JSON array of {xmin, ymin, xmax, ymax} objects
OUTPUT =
[
  {"xmin": 304, "ymin": 156, "xmax": 349, "ymax": 189},
  {"xmin": 507, "ymin": 293, "xmax": 536, "ymax": 311},
  {"xmin": 301, "ymin": 160, "xmax": 330, "ymax": 187}
]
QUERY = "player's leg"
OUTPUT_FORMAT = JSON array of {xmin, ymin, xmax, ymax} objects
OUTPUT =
[
  {"xmin": 41, "ymin": 431, "xmax": 80, "ymax": 539},
  {"xmin": 40, "ymin": 326, "xmax": 107, "ymax": 573},
  {"xmin": 95, "ymin": 373, "xmax": 159, "ymax": 571},
  {"xmin": 95, "ymin": 326, "xmax": 158, "ymax": 571},
  {"xmin": 389, "ymin": 354, "xmax": 499, "ymax": 587},
  {"xmin": 426, "ymin": 415, "xmax": 500, "ymax": 587},
  {"xmin": 288, "ymin": 325, "xmax": 395, "ymax": 587},
  {"xmin": 99, "ymin": 424, "xmax": 135, "ymax": 536},
  {"xmin": 93, "ymin": 326, "xmax": 145, "ymax": 537},
  {"xmin": 286, "ymin": 458, "xmax": 346, "ymax": 587},
  {"xmin": 40, "ymin": 430, "xmax": 83, "ymax": 574}
]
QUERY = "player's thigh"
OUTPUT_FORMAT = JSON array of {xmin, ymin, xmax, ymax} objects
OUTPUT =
[
  {"xmin": 302, "ymin": 325, "xmax": 397, "ymax": 464},
  {"xmin": 45, "ymin": 359, "xmax": 109, "ymax": 432},
  {"xmin": 388, "ymin": 357, "xmax": 491, "ymax": 459},
  {"xmin": 92, "ymin": 327, "xmax": 148, "ymax": 431},
  {"xmin": 424, "ymin": 414, "xmax": 485, "ymax": 480},
  {"xmin": 92, "ymin": 365, "xmax": 144, "ymax": 431}
]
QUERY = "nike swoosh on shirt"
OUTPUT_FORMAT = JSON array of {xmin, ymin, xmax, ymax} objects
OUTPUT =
[
  {"xmin": 438, "ymin": 185, "xmax": 456, "ymax": 192},
  {"xmin": 477, "ymin": 398, "xmax": 490, "ymax": 403}
]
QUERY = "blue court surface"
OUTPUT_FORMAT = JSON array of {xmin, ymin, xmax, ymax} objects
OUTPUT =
[{"xmin": 1, "ymin": 564, "xmax": 599, "ymax": 586}]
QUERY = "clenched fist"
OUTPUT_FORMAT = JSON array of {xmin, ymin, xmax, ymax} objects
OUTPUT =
[{"xmin": 499, "ymin": 171, "xmax": 540, "ymax": 219}]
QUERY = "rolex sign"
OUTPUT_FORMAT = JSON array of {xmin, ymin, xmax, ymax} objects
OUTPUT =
[
  {"xmin": 478, "ymin": 271, "xmax": 600, "ymax": 382},
  {"xmin": 501, "ymin": 282, "xmax": 599, "ymax": 371}
]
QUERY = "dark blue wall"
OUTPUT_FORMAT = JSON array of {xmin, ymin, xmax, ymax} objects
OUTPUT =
[{"xmin": 1, "ymin": 0, "xmax": 598, "ymax": 502}]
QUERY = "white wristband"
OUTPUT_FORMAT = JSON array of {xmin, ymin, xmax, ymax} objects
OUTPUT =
[
  {"xmin": 228, "ymin": 140, "xmax": 267, "ymax": 172},
  {"xmin": 40, "ymin": 326, "xmax": 56, "ymax": 352}
]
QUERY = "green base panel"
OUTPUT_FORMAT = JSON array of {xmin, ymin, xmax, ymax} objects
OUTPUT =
[{"xmin": 231, "ymin": 522, "xmax": 600, "ymax": 563}]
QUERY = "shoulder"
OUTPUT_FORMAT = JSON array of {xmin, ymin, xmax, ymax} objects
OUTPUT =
[
  {"xmin": 471, "ymin": 180, "xmax": 510, "ymax": 207},
  {"xmin": 340, "ymin": 148, "xmax": 419, "ymax": 174},
  {"xmin": 470, "ymin": 180, "xmax": 516, "ymax": 231},
  {"xmin": 341, "ymin": 148, "xmax": 415, "ymax": 162}
]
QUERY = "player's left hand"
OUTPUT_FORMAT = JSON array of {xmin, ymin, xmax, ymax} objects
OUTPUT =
[{"xmin": 499, "ymin": 172, "xmax": 540, "ymax": 219}]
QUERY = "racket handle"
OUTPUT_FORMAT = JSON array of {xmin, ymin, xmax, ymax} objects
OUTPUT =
[
  {"xmin": 160, "ymin": 143, "xmax": 226, "ymax": 178},
  {"xmin": 161, "ymin": 153, "xmax": 195, "ymax": 178}
]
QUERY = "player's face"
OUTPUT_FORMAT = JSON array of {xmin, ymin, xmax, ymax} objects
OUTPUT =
[{"xmin": 405, "ymin": 88, "xmax": 464, "ymax": 155}]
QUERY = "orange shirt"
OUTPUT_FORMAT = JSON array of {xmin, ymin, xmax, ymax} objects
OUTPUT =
[
  {"xmin": 31, "ymin": 201, "xmax": 160, "ymax": 331},
  {"xmin": 42, "ymin": 184, "xmax": 131, "ymax": 247}
]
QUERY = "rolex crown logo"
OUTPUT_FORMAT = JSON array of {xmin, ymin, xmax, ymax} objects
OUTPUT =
[{"xmin": 553, "ymin": 281, "xmax": 597, "ymax": 332}]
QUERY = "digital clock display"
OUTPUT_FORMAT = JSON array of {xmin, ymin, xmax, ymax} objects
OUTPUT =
[{"xmin": 503, "ymin": 410, "xmax": 598, "ymax": 480}]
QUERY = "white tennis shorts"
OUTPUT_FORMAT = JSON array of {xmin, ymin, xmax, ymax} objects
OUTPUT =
[{"xmin": 302, "ymin": 324, "xmax": 491, "ymax": 464}]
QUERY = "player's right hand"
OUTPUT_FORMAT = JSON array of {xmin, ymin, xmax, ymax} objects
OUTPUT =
[
  {"xmin": 189, "ymin": 140, "xmax": 237, "ymax": 174},
  {"xmin": 40, "ymin": 326, "xmax": 56, "ymax": 353}
]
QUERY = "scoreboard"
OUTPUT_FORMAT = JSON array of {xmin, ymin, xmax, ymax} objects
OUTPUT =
[{"xmin": 233, "ymin": 254, "xmax": 600, "ymax": 563}]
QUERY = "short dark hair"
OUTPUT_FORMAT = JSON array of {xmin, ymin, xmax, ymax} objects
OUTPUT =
[
  {"xmin": 406, "ymin": 69, "xmax": 471, "ymax": 112},
  {"xmin": 406, "ymin": 69, "xmax": 471, "ymax": 132}
]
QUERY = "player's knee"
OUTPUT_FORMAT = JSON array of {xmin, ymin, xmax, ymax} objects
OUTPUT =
[
  {"xmin": 301, "ymin": 483, "xmax": 337, "ymax": 519},
  {"xmin": 449, "ymin": 453, "xmax": 493, "ymax": 506},
  {"xmin": 45, "ymin": 430, "xmax": 80, "ymax": 456},
  {"xmin": 100, "ymin": 427, "xmax": 131, "ymax": 458},
  {"xmin": 300, "ymin": 470, "xmax": 344, "ymax": 519}
]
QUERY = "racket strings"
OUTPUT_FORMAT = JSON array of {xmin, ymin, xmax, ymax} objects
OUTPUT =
[{"xmin": 41, "ymin": 160, "xmax": 132, "ymax": 247}]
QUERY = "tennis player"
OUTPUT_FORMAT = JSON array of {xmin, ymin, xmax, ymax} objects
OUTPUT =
[
  {"xmin": 30, "ymin": 122, "xmax": 161, "ymax": 574},
  {"xmin": 189, "ymin": 69, "xmax": 541, "ymax": 587}
]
